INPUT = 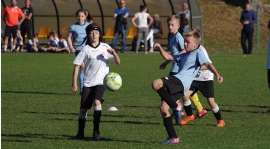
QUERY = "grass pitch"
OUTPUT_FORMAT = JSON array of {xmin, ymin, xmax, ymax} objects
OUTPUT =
[{"xmin": 1, "ymin": 52, "xmax": 270, "ymax": 149}]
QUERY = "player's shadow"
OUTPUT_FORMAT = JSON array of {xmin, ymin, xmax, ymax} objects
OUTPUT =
[
  {"xmin": 1, "ymin": 90, "xmax": 74, "ymax": 96},
  {"xmin": 64, "ymin": 135, "xmax": 143, "ymax": 143},
  {"xmin": 122, "ymin": 105, "xmax": 159, "ymax": 109},
  {"xmin": 22, "ymin": 111, "xmax": 77, "ymax": 116},
  {"xmin": 1, "ymin": 133, "xmax": 64, "ymax": 142}
]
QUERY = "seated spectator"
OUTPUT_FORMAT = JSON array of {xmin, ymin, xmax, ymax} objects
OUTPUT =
[
  {"xmin": 26, "ymin": 33, "xmax": 39, "ymax": 52},
  {"xmin": 56, "ymin": 35, "xmax": 69, "ymax": 53},
  {"xmin": 151, "ymin": 14, "xmax": 163, "ymax": 38},
  {"xmin": 41, "ymin": 32, "xmax": 58, "ymax": 53}
]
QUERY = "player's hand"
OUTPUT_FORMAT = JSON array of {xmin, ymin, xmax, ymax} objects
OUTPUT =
[
  {"xmin": 216, "ymin": 75, "xmax": 223, "ymax": 83},
  {"xmin": 107, "ymin": 48, "xmax": 116, "ymax": 55},
  {"xmin": 159, "ymin": 62, "xmax": 168, "ymax": 69},
  {"xmin": 70, "ymin": 85, "xmax": 78, "ymax": 92},
  {"xmin": 71, "ymin": 48, "xmax": 76, "ymax": 53},
  {"xmin": 154, "ymin": 43, "xmax": 161, "ymax": 50}
]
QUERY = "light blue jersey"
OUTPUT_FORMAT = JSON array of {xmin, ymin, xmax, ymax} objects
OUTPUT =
[
  {"xmin": 174, "ymin": 48, "xmax": 209, "ymax": 95},
  {"xmin": 169, "ymin": 32, "xmax": 184, "ymax": 73},
  {"xmin": 69, "ymin": 22, "xmax": 90, "ymax": 51}
]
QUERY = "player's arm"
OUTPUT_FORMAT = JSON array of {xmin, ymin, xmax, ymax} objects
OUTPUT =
[
  {"xmin": 154, "ymin": 43, "xmax": 174, "ymax": 61},
  {"xmin": 159, "ymin": 60, "xmax": 171, "ymax": 69},
  {"xmin": 18, "ymin": 10, "xmax": 25, "ymax": 24},
  {"xmin": 204, "ymin": 62, "xmax": 223, "ymax": 83},
  {"xmin": 70, "ymin": 65, "xmax": 80, "ymax": 92},
  {"xmin": 107, "ymin": 48, "xmax": 120, "ymax": 65},
  {"xmin": 67, "ymin": 34, "xmax": 75, "ymax": 53}
]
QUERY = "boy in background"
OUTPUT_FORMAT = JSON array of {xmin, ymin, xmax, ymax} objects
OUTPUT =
[
  {"xmin": 56, "ymin": 35, "xmax": 69, "ymax": 53},
  {"xmin": 41, "ymin": 32, "xmax": 58, "ymax": 53},
  {"xmin": 26, "ymin": 33, "xmax": 39, "ymax": 52}
]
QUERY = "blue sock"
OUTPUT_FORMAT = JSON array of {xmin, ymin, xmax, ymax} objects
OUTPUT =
[{"xmin": 79, "ymin": 70, "xmax": 84, "ymax": 94}]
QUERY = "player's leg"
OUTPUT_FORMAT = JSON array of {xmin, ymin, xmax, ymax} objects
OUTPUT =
[
  {"xmin": 247, "ymin": 27, "xmax": 254, "ymax": 54},
  {"xmin": 3, "ymin": 26, "xmax": 11, "ymax": 52},
  {"xmin": 207, "ymin": 98, "xmax": 225, "ymax": 127},
  {"xmin": 189, "ymin": 93, "xmax": 207, "ymax": 119},
  {"xmin": 74, "ymin": 86, "xmax": 92, "ymax": 140},
  {"xmin": 160, "ymin": 101, "xmax": 179, "ymax": 144},
  {"xmin": 180, "ymin": 90, "xmax": 195, "ymax": 125},
  {"xmin": 121, "ymin": 28, "xmax": 127, "ymax": 53}
]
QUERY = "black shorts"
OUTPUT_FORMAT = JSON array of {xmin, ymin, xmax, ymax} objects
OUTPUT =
[
  {"xmin": 5, "ymin": 25, "xmax": 18, "ymax": 38},
  {"xmin": 20, "ymin": 24, "xmax": 33, "ymax": 40},
  {"xmin": 161, "ymin": 75, "xmax": 184, "ymax": 101},
  {"xmin": 190, "ymin": 80, "xmax": 214, "ymax": 98},
  {"xmin": 80, "ymin": 85, "xmax": 106, "ymax": 109}
]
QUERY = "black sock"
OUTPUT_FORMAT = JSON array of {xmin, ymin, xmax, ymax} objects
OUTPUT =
[
  {"xmin": 184, "ymin": 105, "xmax": 193, "ymax": 116},
  {"xmin": 157, "ymin": 87, "xmax": 177, "ymax": 109},
  {"xmin": 163, "ymin": 117, "xmax": 177, "ymax": 138},
  {"xmin": 93, "ymin": 111, "xmax": 101, "ymax": 133},
  {"xmin": 78, "ymin": 118, "xmax": 86, "ymax": 135},
  {"xmin": 213, "ymin": 111, "xmax": 222, "ymax": 120}
]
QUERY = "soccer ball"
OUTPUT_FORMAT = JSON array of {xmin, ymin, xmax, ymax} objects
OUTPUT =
[{"xmin": 103, "ymin": 72, "xmax": 122, "ymax": 91}]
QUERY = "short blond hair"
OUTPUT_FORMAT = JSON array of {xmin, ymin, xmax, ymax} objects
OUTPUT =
[
  {"xmin": 167, "ymin": 14, "xmax": 180, "ymax": 24},
  {"xmin": 183, "ymin": 28, "xmax": 201, "ymax": 43}
]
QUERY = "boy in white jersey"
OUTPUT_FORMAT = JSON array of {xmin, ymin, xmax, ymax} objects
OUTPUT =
[
  {"xmin": 153, "ymin": 29, "xmax": 223, "ymax": 144},
  {"xmin": 70, "ymin": 23, "xmax": 120, "ymax": 141},
  {"xmin": 179, "ymin": 38, "xmax": 225, "ymax": 127}
]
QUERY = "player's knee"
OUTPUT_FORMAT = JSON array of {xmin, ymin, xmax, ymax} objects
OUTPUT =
[{"xmin": 152, "ymin": 79, "xmax": 162, "ymax": 91}]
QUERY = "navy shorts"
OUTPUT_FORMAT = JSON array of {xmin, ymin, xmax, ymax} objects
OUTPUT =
[
  {"xmin": 80, "ymin": 85, "xmax": 106, "ymax": 109},
  {"xmin": 161, "ymin": 75, "xmax": 184, "ymax": 101},
  {"xmin": 190, "ymin": 80, "xmax": 214, "ymax": 98}
]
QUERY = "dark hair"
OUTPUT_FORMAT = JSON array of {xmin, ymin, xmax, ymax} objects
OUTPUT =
[
  {"xmin": 75, "ymin": 8, "xmax": 86, "ymax": 17},
  {"xmin": 84, "ymin": 9, "xmax": 94, "ymax": 23},
  {"xmin": 81, "ymin": 23, "xmax": 103, "ymax": 46},
  {"xmin": 140, "ymin": 5, "xmax": 146, "ymax": 12}
]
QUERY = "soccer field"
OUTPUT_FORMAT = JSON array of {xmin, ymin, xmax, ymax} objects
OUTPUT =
[{"xmin": 1, "ymin": 53, "xmax": 270, "ymax": 149}]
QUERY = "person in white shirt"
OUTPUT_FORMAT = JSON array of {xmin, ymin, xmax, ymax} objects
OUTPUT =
[
  {"xmin": 70, "ymin": 23, "xmax": 120, "ymax": 141},
  {"xmin": 131, "ymin": 5, "xmax": 153, "ymax": 54}
]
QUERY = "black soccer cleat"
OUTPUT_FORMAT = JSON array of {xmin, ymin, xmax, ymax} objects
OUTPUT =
[
  {"xmin": 92, "ymin": 131, "xmax": 101, "ymax": 141},
  {"xmin": 73, "ymin": 133, "xmax": 85, "ymax": 140}
]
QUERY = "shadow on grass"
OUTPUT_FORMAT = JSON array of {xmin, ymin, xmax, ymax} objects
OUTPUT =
[
  {"xmin": 122, "ymin": 105, "xmax": 159, "ymax": 109},
  {"xmin": 1, "ymin": 139, "xmax": 32, "ymax": 143},
  {"xmin": 1, "ymin": 133, "xmax": 63, "ymax": 141},
  {"xmin": 247, "ymin": 105, "xmax": 270, "ymax": 109},
  {"xmin": 64, "ymin": 135, "xmax": 143, "ymax": 143},
  {"xmin": 1, "ymin": 90, "xmax": 76, "ymax": 96},
  {"xmin": 22, "ymin": 111, "xmax": 77, "ymax": 116}
]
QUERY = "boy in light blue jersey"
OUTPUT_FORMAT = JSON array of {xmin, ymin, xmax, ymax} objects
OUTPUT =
[
  {"xmin": 159, "ymin": 15, "xmax": 207, "ymax": 122},
  {"xmin": 152, "ymin": 29, "xmax": 223, "ymax": 144},
  {"xmin": 67, "ymin": 9, "xmax": 90, "ymax": 94}
]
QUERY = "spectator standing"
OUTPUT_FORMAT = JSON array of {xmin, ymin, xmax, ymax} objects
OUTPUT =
[
  {"xmin": 240, "ymin": 3, "xmax": 257, "ymax": 55},
  {"xmin": 266, "ymin": 19, "xmax": 270, "ymax": 114},
  {"xmin": 1, "ymin": 0, "xmax": 25, "ymax": 52},
  {"xmin": 177, "ymin": 2, "xmax": 190, "ymax": 35},
  {"xmin": 132, "ymin": 5, "xmax": 153, "ymax": 54},
  {"xmin": 20, "ymin": 0, "xmax": 33, "ymax": 52},
  {"xmin": 111, "ymin": 0, "xmax": 130, "ymax": 53}
]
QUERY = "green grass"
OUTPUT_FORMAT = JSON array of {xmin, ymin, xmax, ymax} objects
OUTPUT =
[{"xmin": 1, "ymin": 53, "xmax": 270, "ymax": 149}]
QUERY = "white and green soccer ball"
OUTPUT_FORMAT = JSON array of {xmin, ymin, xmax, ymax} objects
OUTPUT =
[{"xmin": 103, "ymin": 72, "xmax": 122, "ymax": 91}]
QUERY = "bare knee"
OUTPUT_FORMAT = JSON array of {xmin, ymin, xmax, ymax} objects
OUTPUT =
[{"xmin": 152, "ymin": 79, "xmax": 163, "ymax": 91}]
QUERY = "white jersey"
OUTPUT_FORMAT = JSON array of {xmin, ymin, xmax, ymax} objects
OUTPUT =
[
  {"xmin": 193, "ymin": 45, "xmax": 214, "ymax": 81},
  {"xmin": 134, "ymin": 12, "xmax": 149, "ymax": 28},
  {"xmin": 73, "ymin": 42, "xmax": 114, "ymax": 87}
]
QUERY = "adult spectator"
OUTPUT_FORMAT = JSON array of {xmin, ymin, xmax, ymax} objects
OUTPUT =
[
  {"xmin": 1, "ymin": 0, "xmax": 25, "ymax": 52},
  {"xmin": 240, "ymin": 3, "xmax": 257, "ymax": 55},
  {"xmin": 151, "ymin": 14, "xmax": 163, "ymax": 38},
  {"xmin": 132, "ymin": 5, "xmax": 153, "ymax": 54},
  {"xmin": 177, "ymin": 2, "xmax": 190, "ymax": 35},
  {"xmin": 20, "ymin": 0, "xmax": 33, "ymax": 52},
  {"xmin": 111, "ymin": 0, "xmax": 130, "ymax": 53}
]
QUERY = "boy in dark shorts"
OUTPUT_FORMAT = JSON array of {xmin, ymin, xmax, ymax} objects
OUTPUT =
[{"xmin": 152, "ymin": 29, "xmax": 223, "ymax": 144}]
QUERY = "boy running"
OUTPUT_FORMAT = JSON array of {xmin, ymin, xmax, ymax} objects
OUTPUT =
[
  {"xmin": 179, "ymin": 30, "xmax": 225, "ymax": 127},
  {"xmin": 152, "ymin": 29, "xmax": 223, "ymax": 144}
]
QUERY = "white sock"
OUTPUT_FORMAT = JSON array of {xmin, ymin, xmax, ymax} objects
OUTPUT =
[{"xmin": 4, "ymin": 45, "xmax": 7, "ymax": 51}]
